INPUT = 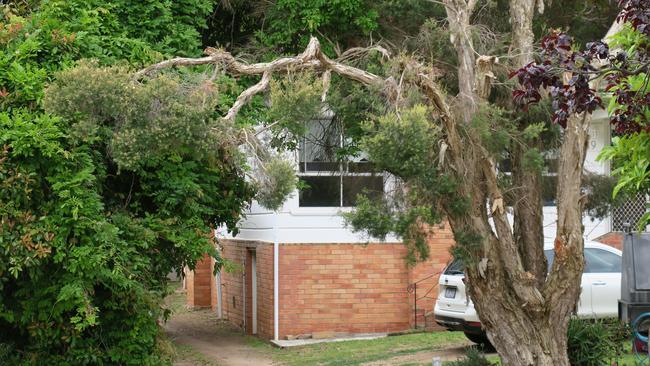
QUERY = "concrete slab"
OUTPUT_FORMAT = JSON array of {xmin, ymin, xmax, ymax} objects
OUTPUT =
[{"xmin": 271, "ymin": 333, "xmax": 388, "ymax": 348}]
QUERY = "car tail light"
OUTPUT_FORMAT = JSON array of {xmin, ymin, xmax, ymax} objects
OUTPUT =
[{"xmin": 467, "ymin": 321, "xmax": 482, "ymax": 328}]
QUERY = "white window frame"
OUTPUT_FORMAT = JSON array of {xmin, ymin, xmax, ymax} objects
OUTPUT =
[{"xmin": 297, "ymin": 119, "xmax": 382, "ymax": 208}]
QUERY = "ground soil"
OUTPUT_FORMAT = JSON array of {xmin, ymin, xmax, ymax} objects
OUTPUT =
[
  {"xmin": 164, "ymin": 287, "xmax": 274, "ymax": 366},
  {"xmin": 360, "ymin": 346, "xmax": 471, "ymax": 366},
  {"xmin": 165, "ymin": 309, "xmax": 274, "ymax": 366}
]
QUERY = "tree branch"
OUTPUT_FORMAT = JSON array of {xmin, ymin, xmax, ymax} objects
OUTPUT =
[{"xmin": 223, "ymin": 70, "xmax": 272, "ymax": 123}]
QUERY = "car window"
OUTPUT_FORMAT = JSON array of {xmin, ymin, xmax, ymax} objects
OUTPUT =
[
  {"xmin": 584, "ymin": 248, "xmax": 621, "ymax": 273},
  {"xmin": 444, "ymin": 259, "xmax": 464, "ymax": 275}
]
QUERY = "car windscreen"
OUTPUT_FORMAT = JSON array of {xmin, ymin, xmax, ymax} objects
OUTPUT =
[{"xmin": 444, "ymin": 258, "xmax": 465, "ymax": 275}]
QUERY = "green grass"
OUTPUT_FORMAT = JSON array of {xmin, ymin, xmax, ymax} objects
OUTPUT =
[{"xmin": 271, "ymin": 331, "xmax": 468, "ymax": 366}]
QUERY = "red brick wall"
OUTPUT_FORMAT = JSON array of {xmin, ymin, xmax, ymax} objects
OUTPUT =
[
  {"xmin": 219, "ymin": 240, "xmax": 275, "ymax": 338},
  {"xmin": 409, "ymin": 225, "xmax": 455, "ymax": 328},
  {"xmin": 278, "ymin": 225, "xmax": 453, "ymax": 338},
  {"xmin": 209, "ymin": 225, "xmax": 454, "ymax": 339},
  {"xmin": 278, "ymin": 243, "xmax": 409, "ymax": 337},
  {"xmin": 256, "ymin": 244, "xmax": 275, "ymax": 339},
  {"xmin": 595, "ymin": 232, "xmax": 624, "ymax": 250},
  {"xmin": 220, "ymin": 242, "xmax": 246, "ymax": 329}
]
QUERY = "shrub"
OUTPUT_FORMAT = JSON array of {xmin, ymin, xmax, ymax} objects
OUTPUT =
[{"xmin": 567, "ymin": 318, "xmax": 630, "ymax": 366}]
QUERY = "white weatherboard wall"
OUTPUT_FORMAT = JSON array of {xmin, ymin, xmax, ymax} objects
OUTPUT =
[
  {"xmin": 221, "ymin": 116, "xmax": 612, "ymax": 244},
  {"xmin": 219, "ymin": 197, "xmax": 399, "ymax": 244}
]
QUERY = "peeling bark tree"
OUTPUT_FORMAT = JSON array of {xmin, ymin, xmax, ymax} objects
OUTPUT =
[{"xmin": 137, "ymin": 1, "xmax": 594, "ymax": 364}]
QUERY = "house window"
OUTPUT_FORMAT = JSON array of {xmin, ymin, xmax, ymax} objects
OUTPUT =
[{"xmin": 298, "ymin": 119, "xmax": 383, "ymax": 207}]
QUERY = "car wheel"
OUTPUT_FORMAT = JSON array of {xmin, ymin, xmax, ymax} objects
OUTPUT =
[{"xmin": 463, "ymin": 332, "xmax": 492, "ymax": 348}]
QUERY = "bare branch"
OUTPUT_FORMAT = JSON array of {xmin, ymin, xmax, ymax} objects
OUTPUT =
[
  {"xmin": 467, "ymin": 0, "xmax": 479, "ymax": 13},
  {"xmin": 223, "ymin": 71, "xmax": 271, "ymax": 123},
  {"xmin": 136, "ymin": 37, "xmax": 386, "ymax": 125},
  {"xmin": 337, "ymin": 44, "xmax": 391, "ymax": 63},
  {"xmin": 321, "ymin": 70, "xmax": 331, "ymax": 103}
]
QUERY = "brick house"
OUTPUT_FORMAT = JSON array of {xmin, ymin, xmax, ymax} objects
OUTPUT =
[{"xmin": 185, "ymin": 111, "xmax": 638, "ymax": 340}]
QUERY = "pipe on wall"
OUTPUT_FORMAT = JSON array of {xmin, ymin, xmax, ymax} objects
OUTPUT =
[{"xmin": 273, "ymin": 212, "xmax": 279, "ymax": 341}]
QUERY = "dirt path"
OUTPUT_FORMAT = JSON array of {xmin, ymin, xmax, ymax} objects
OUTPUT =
[{"xmin": 164, "ymin": 289, "xmax": 274, "ymax": 366}]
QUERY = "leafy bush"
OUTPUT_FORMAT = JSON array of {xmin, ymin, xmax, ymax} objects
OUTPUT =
[
  {"xmin": 567, "ymin": 318, "xmax": 630, "ymax": 366},
  {"xmin": 0, "ymin": 2, "xmax": 260, "ymax": 365},
  {"xmin": 446, "ymin": 347, "xmax": 494, "ymax": 366}
]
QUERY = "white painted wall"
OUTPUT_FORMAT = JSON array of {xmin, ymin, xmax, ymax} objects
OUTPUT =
[{"xmin": 221, "ymin": 116, "xmax": 612, "ymax": 244}]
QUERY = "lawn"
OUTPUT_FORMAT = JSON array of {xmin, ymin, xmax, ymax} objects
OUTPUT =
[
  {"xmin": 248, "ymin": 331, "xmax": 649, "ymax": 366},
  {"xmin": 248, "ymin": 331, "xmax": 470, "ymax": 366}
]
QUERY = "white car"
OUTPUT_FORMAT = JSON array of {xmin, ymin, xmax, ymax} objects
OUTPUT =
[{"xmin": 433, "ymin": 241, "xmax": 622, "ymax": 345}]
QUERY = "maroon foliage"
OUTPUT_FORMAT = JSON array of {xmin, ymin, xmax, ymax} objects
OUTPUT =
[{"xmin": 511, "ymin": 1, "xmax": 649, "ymax": 133}]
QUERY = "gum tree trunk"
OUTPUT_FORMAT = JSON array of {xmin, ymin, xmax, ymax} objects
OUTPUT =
[{"xmin": 441, "ymin": 1, "xmax": 588, "ymax": 365}]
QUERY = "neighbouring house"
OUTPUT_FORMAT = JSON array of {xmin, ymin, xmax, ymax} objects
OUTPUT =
[{"xmin": 185, "ymin": 109, "xmax": 642, "ymax": 340}]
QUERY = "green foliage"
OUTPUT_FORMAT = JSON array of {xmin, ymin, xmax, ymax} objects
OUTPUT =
[
  {"xmin": 343, "ymin": 195, "xmax": 395, "ymax": 240},
  {"xmin": 361, "ymin": 105, "xmax": 439, "ymax": 178},
  {"xmin": 0, "ymin": 1, "xmax": 257, "ymax": 365},
  {"xmin": 0, "ymin": 99, "xmax": 253, "ymax": 364},
  {"xmin": 597, "ymin": 21, "xmax": 650, "ymax": 230},
  {"xmin": 567, "ymin": 318, "xmax": 630, "ymax": 366},
  {"xmin": 599, "ymin": 133, "xmax": 650, "ymax": 229},
  {"xmin": 0, "ymin": 0, "xmax": 214, "ymax": 110},
  {"xmin": 534, "ymin": 0, "xmax": 619, "ymax": 46},
  {"xmin": 469, "ymin": 104, "xmax": 511, "ymax": 158},
  {"xmin": 450, "ymin": 229, "xmax": 484, "ymax": 265},
  {"xmin": 256, "ymin": 0, "xmax": 379, "ymax": 54},
  {"xmin": 44, "ymin": 63, "xmax": 235, "ymax": 170},
  {"xmin": 345, "ymin": 105, "xmax": 461, "ymax": 264},
  {"xmin": 522, "ymin": 148, "xmax": 544, "ymax": 172},
  {"xmin": 521, "ymin": 122, "xmax": 546, "ymax": 141},
  {"xmin": 256, "ymin": 157, "xmax": 298, "ymax": 211},
  {"xmin": 607, "ymin": 23, "xmax": 649, "ymax": 56},
  {"xmin": 268, "ymin": 73, "xmax": 324, "ymax": 149},
  {"xmin": 582, "ymin": 172, "xmax": 626, "ymax": 220}
]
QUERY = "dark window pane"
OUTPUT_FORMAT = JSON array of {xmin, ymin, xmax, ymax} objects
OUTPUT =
[
  {"xmin": 499, "ymin": 158, "xmax": 512, "ymax": 173},
  {"xmin": 342, "ymin": 175, "xmax": 383, "ymax": 206},
  {"xmin": 299, "ymin": 176, "xmax": 340, "ymax": 207},
  {"xmin": 347, "ymin": 162, "xmax": 377, "ymax": 173},
  {"xmin": 584, "ymin": 248, "xmax": 621, "ymax": 273}
]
